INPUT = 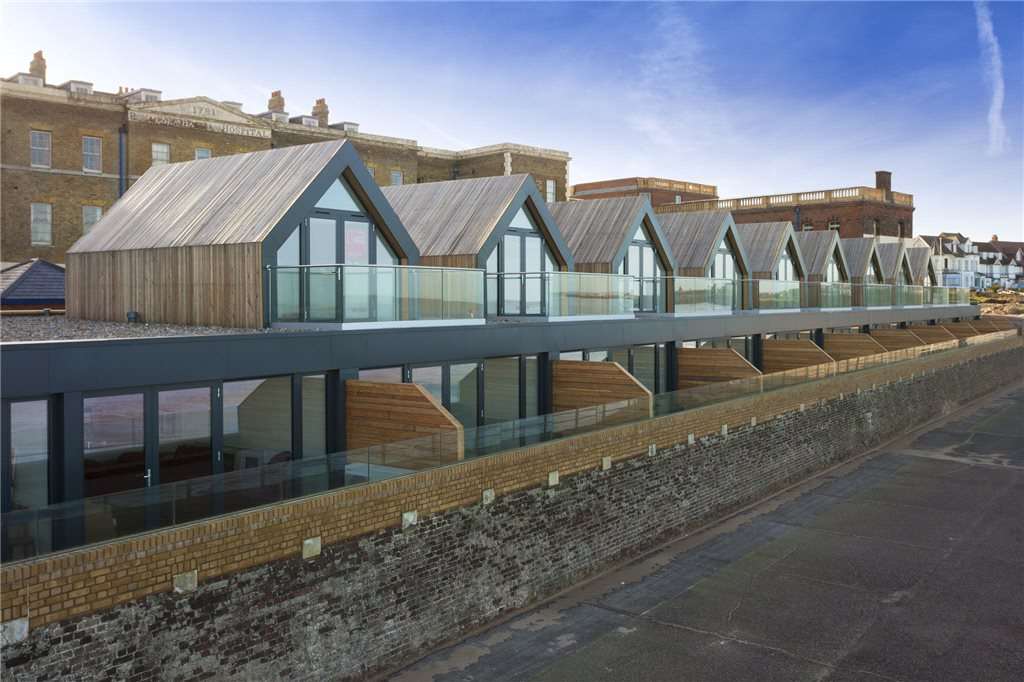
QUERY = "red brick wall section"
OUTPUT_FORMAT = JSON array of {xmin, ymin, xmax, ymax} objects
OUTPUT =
[{"xmin": 0, "ymin": 335, "xmax": 1019, "ymax": 681}]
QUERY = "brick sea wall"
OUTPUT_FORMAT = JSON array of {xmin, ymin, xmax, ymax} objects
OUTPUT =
[{"xmin": 2, "ymin": 339, "xmax": 1021, "ymax": 681}]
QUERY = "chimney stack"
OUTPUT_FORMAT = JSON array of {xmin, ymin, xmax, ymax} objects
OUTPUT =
[
  {"xmin": 875, "ymin": 170, "xmax": 892, "ymax": 192},
  {"xmin": 267, "ymin": 90, "xmax": 285, "ymax": 113},
  {"xmin": 30, "ymin": 50, "xmax": 46, "ymax": 83},
  {"xmin": 312, "ymin": 98, "xmax": 329, "ymax": 128}
]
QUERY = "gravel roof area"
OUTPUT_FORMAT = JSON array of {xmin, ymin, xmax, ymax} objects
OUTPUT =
[{"xmin": 0, "ymin": 315, "xmax": 286, "ymax": 343}]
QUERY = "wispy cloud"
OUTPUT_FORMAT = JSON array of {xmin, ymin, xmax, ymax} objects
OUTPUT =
[{"xmin": 974, "ymin": 1, "xmax": 1007, "ymax": 155}]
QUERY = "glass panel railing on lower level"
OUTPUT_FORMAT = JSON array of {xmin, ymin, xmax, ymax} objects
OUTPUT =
[
  {"xmin": 673, "ymin": 277, "xmax": 738, "ymax": 314},
  {"xmin": 484, "ymin": 272, "xmax": 634, "ymax": 317},
  {"xmin": 631, "ymin": 276, "xmax": 667, "ymax": 313},
  {"xmin": 948, "ymin": 287, "xmax": 971, "ymax": 305},
  {"xmin": 800, "ymin": 282, "xmax": 852, "ymax": 309},
  {"xmin": 927, "ymin": 287, "xmax": 949, "ymax": 306},
  {"xmin": 894, "ymin": 285, "xmax": 925, "ymax": 307},
  {"xmin": 749, "ymin": 279, "xmax": 801, "ymax": 310},
  {"xmin": 854, "ymin": 283, "xmax": 893, "ymax": 308},
  {"xmin": 269, "ymin": 264, "xmax": 485, "ymax": 324}
]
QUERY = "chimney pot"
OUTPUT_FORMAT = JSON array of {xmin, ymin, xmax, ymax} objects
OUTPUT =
[
  {"xmin": 268, "ymin": 90, "xmax": 285, "ymax": 113},
  {"xmin": 875, "ymin": 170, "xmax": 892, "ymax": 192},
  {"xmin": 30, "ymin": 50, "xmax": 46, "ymax": 83},
  {"xmin": 312, "ymin": 98, "xmax": 329, "ymax": 128}
]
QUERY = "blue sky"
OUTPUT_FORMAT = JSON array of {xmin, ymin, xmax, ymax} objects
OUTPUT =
[{"xmin": 2, "ymin": 1, "xmax": 1021, "ymax": 241}]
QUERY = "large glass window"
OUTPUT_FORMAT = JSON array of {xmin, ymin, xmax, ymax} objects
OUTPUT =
[
  {"xmin": 709, "ymin": 236, "xmax": 738, "ymax": 279},
  {"xmin": 633, "ymin": 345, "xmax": 657, "ymax": 393},
  {"xmin": 157, "ymin": 387, "xmax": 212, "ymax": 484},
  {"xmin": 487, "ymin": 205, "xmax": 553, "ymax": 316},
  {"xmin": 83, "ymin": 394, "xmax": 146, "ymax": 498},
  {"xmin": 275, "ymin": 228, "xmax": 301, "ymax": 321},
  {"xmin": 619, "ymin": 223, "xmax": 664, "ymax": 312},
  {"xmin": 82, "ymin": 136, "xmax": 102, "ymax": 172},
  {"xmin": 825, "ymin": 248, "xmax": 845, "ymax": 282},
  {"xmin": 359, "ymin": 367, "xmax": 403, "ymax": 383},
  {"xmin": 302, "ymin": 375, "xmax": 326, "ymax": 457},
  {"xmin": 777, "ymin": 243, "xmax": 799, "ymax": 281},
  {"xmin": 222, "ymin": 378, "xmax": 292, "ymax": 472},
  {"xmin": 411, "ymin": 366, "xmax": 444, "ymax": 404},
  {"xmin": 524, "ymin": 356, "xmax": 539, "ymax": 417},
  {"xmin": 9, "ymin": 401, "xmax": 48, "ymax": 510},
  {"xmin": 30, "ymin": 130, "xmax": 51, "ymax": 168},
  {"xmin": 870, "ymin": 255, "xmax": 884, "ymax": 283},
  {"xmin": 484, "ymin": 357, "xmax": 521, "ymax": 424},
  {"xmin": 448, "ymin": 363, "xmax": 480, "ymax": 427},
  {"xmin": 308, "ymin": 217, "xmax": 338, "ymax": 321}
]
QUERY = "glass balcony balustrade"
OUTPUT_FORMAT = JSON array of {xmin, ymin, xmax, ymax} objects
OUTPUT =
[
  {"xmin": 672, "ymin": 277, "xmax": 738, "ymax": 315},
  {"xmin": 800, "ymin": 282, "xmax": 852, "ymax": 309},
  {"xmin": 854, "ymin": 283, "xmax": 893, "ymax": 308},
  {"xmin": 747, "ymin": 279, "xmax": 802, "ymax": 310},
  {"xmin": 893, "ymin": 285, "xmax": 925, "ymax": 307},
  {"xmin": 269, "ymin": 264, "xmax": 485, "ymax": 325},
  {"xmin": 484, "ymin": 271, "xmax": 634, "ymax": 318}
]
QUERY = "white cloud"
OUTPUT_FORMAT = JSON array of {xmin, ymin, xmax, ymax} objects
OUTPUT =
[{"xmin": 974, "ymin": 1, "xmax": 1008, "ymax": 156}]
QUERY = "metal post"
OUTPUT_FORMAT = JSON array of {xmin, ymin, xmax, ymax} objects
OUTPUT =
[{"xmin": 751, "ymin": 334, "xmax": 764, "ymax": 371}]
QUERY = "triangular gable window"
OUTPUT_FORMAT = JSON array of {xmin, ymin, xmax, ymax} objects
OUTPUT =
[
  {"xmin": 709, "ymin": 235, "xmax": 738, "ymax": 279},
  {"xmin": 508, "ymin": 206, "xmax": 538, "ymax": 232},
  {"xmin": 777, "ymin": 240, "xmax": 799, "ymax": 281},
  {"xmin": 315, "ymin": 176, "xmax": 364, "ymax": 213},
  {"xmin": 632, "ymin": 225, "xmax": 648, "ymax": 243}
]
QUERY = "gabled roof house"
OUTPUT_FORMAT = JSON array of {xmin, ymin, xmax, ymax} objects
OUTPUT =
[
  {"xmin": 548, "ymin": 196, "xmax": 676, "ymax": 312},
  {"xmin": 734, "ymin": 222, "xmax": 806, "ymax": 280},
  {"xmin": 66, "ymin": 140, "xmax": 423, "ymax": 328},
  {"xmin": 383, "ymin": 175, "xmax": 574, "ymax": 317}
]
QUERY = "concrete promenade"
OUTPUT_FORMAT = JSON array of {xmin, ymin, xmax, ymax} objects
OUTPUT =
[{"xmin": 394, "ymin": 383, "xmax": 1024, "ymax": 682}]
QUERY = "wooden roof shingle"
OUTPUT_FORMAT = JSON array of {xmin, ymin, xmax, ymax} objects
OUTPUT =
[{"xmin": 657, "ymin": 210, "xmax": 750, "ymax": 275}]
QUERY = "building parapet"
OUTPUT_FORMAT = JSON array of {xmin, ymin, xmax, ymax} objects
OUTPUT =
[{"xmin": 658, "ymin": 185, "xmax": 914, "ymax": 214}]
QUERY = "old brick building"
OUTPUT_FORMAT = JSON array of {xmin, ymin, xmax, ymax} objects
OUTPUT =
[
  {"xmin": 1, "ymin": 52, "xmax": 571, "ymax": 262},
  {"xmin": 655, "ymin": 171, "xmax": 915, "ymax": 239},
  {"xmin": 571, "ymin": 176, "xmax": 718, "ymax": 206}
]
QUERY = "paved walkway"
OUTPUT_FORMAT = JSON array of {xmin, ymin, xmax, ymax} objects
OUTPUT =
[{"xmin": 393, "ymin": 383, "xmax": 1024, "ymax": 682}]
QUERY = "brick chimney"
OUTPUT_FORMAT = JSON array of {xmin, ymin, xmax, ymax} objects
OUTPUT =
[
  {"xmin": 312, "ymin": 98, "xmax": 329, "ymax": 127},
  {"xmin": 875, "ymin": 170, "xmax": 892, "ymax": 192},
  {"xmin": 267, "ymin": 90, "xmax": 285, "ymax": 113},
  {"xmin": 29, "ymin": 50, "xmax": 46, "ymax": 83}
]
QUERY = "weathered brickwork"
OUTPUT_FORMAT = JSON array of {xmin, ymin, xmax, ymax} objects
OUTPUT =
[
  {"xmin": 1, "ymin": 76, "xmax": 570, "ymax": 262},
  {"xmin": 731, "ymin": 201, "xmax": 915, "ymax": 239},
  {"xmin": 1, "ymin": 335, "xmax": 1019, "ymax": 681}
]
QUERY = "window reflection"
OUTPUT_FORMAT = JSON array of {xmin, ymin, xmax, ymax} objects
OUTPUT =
[
  {"xmin": 223, "ymin": 378, "xmax": 292, "ymax": 472},
  {"xmin": 158, "ymin": 387, "xmax": 212, "ymax": 484},
  {"xmin": 9, "ymin": 401, "xmax": 48, "ymax": 510}
]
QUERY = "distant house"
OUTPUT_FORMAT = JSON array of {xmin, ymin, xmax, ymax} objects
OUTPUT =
[{"xmin": 0, "ymin": 259, "xmax": 65, "ymax": 311}]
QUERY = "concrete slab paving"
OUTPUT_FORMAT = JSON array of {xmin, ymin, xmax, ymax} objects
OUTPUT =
[{"xmin": 391, "ymin": 384, "xmax": 1024, "ymax": 682}]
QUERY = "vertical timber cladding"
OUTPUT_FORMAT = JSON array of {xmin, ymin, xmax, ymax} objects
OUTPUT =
[
  {"xmin": 761, "ymin": 338, "xmax": 836, "ymax": 374},
  {"xmin": 869, "ymin": 328, "xmax": 927, "ymax": 350},
  {"xmin": 1, "ymin": 341, "xmax": 1020, "ymax": 682},
  {"xmin": 822, "ymin": 333, "xmax": 887, "ymax": 361},
  {"xmin": 65, "ymin": 243, "xmax": 264, "ymax": 327},
  {"xmin": 345, "ymin": 380, "xmax": 465, "ymax": 463},
  {"xmin": 676, "ymin": 347, "xmax": 762, "ymax": 390},
  {"xmin": 552, "ymin": 360, "xmax": 653, "ymax": 417}
]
